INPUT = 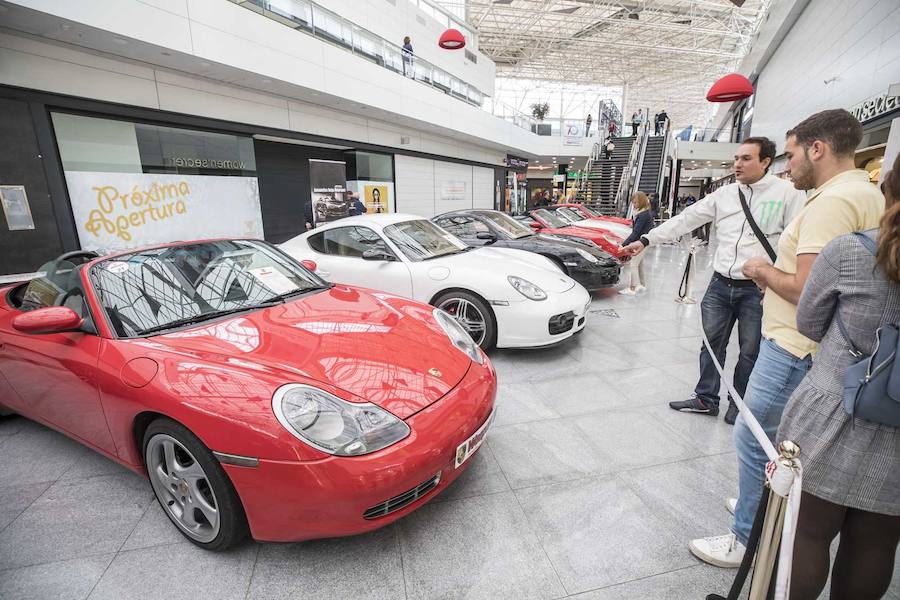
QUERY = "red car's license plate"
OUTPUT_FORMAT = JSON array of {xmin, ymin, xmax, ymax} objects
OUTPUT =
[{"xmin": 454, "ymin": 409, "xmax": 495, "ymax": 469}]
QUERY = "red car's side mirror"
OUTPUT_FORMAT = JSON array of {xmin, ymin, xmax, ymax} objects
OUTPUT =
[
  {"xmin": 300, "ymin": 259, "xmax": 317, "ymax": 272},
  {"xmin": 12, "ymin": 306, "xmax": 83, "ymax": 335},
  {"xmin": 529, "ymin": 222, "xmax": 541, "ymax": 230}
]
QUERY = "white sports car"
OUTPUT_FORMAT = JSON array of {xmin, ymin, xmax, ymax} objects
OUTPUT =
[{"xmin": 280, "ymin": 214, "xmax": 591, "ymax": 349}]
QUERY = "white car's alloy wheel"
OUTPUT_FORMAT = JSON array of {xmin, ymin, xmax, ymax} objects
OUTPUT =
[{"xmin": 437, "ymin": 297, "xmax": 487, "ymax": 346}]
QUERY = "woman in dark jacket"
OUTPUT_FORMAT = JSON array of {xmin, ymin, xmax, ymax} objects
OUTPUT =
[{"xmin": 619, "ymin": 192, "xmax": 654, "ymax": 294}]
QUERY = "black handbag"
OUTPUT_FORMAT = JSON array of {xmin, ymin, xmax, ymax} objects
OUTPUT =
[{"xmin": 834, "ymin": 232, "xmax": 900, "ymax": 427}]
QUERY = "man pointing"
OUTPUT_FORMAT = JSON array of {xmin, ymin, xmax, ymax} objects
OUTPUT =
[{"xmin": 622, "ymin": 137, "xmax": 806, "ymax": 423}]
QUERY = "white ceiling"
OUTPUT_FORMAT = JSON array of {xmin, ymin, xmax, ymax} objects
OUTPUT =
[{"xmin": 464, "ymin": 0, "xmax": 773, "ymax": 127}]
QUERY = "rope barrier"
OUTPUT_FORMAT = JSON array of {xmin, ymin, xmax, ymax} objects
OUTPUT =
[{"xmin": 676, "ymin": 243, "xmax": 803, "ymax": 600}]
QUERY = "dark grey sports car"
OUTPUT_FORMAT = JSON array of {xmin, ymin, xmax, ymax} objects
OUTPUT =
[{"xmin": 433, "ymin": 209, "xmax": 620, "ymax": 290}]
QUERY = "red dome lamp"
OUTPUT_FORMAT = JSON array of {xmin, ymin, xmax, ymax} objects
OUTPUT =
[
  {"xmin": 438, "ymin": 28, "xmax": 466, "ymax": 50},
  {"xmin": 706, "ymin": 73, "xmax": 754, "ymax": 102}
]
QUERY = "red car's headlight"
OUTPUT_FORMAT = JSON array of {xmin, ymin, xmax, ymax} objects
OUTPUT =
[{"xmin": 272, "ymin": 384, "xmax": 410, "ymax": 456}]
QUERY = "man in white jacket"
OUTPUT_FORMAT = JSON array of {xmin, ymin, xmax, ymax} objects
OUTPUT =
[{"xmin": 622, "ymin": 137, "xmax": 806, "ymax": 423}]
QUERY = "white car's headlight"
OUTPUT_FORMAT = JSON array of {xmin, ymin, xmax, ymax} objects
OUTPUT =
[
  {"xmin": 576, "ymin": 248, "xmax": 600, "ymax": 264},
  {"xmin": 272, "ymin": 384, "xmax": 409, "ymax": 456},
  {"xmin": 507, "ymin": 275, "xmax": 548, "ymax": 301},
  {"xmin": 433, "ymin": 308, "xmax": 484, "ymax": 364}
]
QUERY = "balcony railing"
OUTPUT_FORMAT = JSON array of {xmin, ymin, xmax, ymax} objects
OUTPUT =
[{"xmin": 229, "ymin": 0, "xmax": 486, "ymax": 107}]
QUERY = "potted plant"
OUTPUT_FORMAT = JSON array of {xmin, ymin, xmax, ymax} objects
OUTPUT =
[{"xmin": 530, "ymin": 102, "xmax": 550, "ymax": 121}]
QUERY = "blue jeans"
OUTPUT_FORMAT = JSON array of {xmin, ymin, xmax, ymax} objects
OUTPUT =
[
  {"xmin": 695, "ymin": 275, "xmax": 763, "ymax": 408},
  {"xmin": 732, "ymin": 338, "xmax": 811, "ymax": 544}
]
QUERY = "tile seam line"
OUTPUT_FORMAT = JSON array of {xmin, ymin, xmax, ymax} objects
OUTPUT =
[
  {"xmin": 564, "ymin": 563, "xmax": 713, "ymax": 598},
  {"xmin": 242, "ymin": 544, "xmax": 262, "ymax": 600},
  {"xmin": 0, "ymin": 480, "xmax": 55, "ymax": 537},
  {"xmin": 489, "ymin": 443, "xmax": 570, "ymax": 598},
  {"xmin": 493, "ymin": 449, "xmax": 737, "ymax": 495},
  {"xmin": 83, "ymin": 494, "xmax": 155, "ymax": 600}
]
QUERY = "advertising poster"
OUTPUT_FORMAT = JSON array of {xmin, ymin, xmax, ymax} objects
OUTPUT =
[
  {"xmin": 65, "ymin": 171, "xmax": 264, "ymax": 251},
  {"xmin": 309, "ymin": 159, "xmax": 348, "ymax": 225},
  {"xmin": 564, "ymin": 120, "xmax": 584, "ymax": 146},
  {"xmin": 346, "ymin": 180, "xmax": 394, "ymax": 214},
  {"xmin": 364, "ymin": 184, "xmax": 390, "ymax": 213}
]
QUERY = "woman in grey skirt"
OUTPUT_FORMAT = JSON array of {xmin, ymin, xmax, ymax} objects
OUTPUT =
[{"xmin": 778, "ymin": 153, "xmax": 900, "ymax": 599}]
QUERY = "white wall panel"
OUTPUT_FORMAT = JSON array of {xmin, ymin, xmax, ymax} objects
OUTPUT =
[
  {"xmin": 751, "ymin": 0, "xmax": 900, "ymax": 151},
  {"xmin": 433, "ymin": 161, "xmax": 473, "ymax": 216},
  {"xmin": 395, "ymin": 155, "xmax": 435, "ymax": 216},
  {"xmin": 472, "ymin": 166, "xmax": 494, "ymax": 209}
]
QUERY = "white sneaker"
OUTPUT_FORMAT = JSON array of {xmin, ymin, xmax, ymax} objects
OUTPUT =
[
  {"xmin": 635, "ymin": 285, "xmax": 647, "ymax": 293},
  {"xmin": 618, "ymin": 288, "xmax": 636, "ymax": 296},
  {"xmin": 689, "ymin": 532, "xmax": 745, "ymax": 568},
  {"xmin": 725, "ymin": 497, "xmax": 737, "ymax": 515}
]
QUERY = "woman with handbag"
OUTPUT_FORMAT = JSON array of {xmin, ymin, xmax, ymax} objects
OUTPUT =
[{"xmin": 778, "ymin": 153, "xmax": 900, "ymax": 599}]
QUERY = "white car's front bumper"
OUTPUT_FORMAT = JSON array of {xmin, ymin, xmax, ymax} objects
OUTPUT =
[{"xmin": 492, "ymin": 284, "xmax": 591, "ymax": 349}]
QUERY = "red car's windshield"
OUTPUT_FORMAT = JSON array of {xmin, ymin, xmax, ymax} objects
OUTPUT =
[
  {"xmin": 90, "ymin": 240, "xmax": 328, "ymax": 337},
  {"xmin": 532, "ymin": 209, "xmax": 569, "ymax": 229}
]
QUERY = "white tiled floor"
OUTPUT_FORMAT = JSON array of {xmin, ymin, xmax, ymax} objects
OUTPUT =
[{"xmin": 0, "ymin": 243, "xmax": 897, "ymax": 600}]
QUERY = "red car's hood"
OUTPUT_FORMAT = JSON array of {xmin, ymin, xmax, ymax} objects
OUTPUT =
[{"xmin": 142, "ymin": 286, "xmax": 471, "ymax": 419}]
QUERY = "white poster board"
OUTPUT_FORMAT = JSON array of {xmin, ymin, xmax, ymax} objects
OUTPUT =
[
  {"xmin": 564, "ymin": 120, "xmax": 583, "ymax": 146},
  {"xmin": 441, "ymin": 180, "xmax": 467, "ymax": 202},
  {"xmin": 65, "ymin": 171, "xmax": 264, "ymax": 251}
]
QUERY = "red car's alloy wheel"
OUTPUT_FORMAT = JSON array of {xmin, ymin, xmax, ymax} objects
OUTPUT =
[
  {"xmin": 143, "ymin": 418, "xmax": 248, "ymax": 550},
  {"xmin": 146, "ymin": 433, "xmax": 221, "ymax": 543}
]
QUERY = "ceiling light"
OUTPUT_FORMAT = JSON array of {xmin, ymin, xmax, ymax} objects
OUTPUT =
[
  {"xmin": 200, "ymin": 61, "xmax": 211, "ymax": 67},
  {"xmin": 113, "ymin": 37, "xmax": 128, "ymax": 45}
]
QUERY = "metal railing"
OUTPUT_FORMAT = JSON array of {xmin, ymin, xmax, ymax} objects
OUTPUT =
[
  {"xmin": 613, "ymin": 118, "xmax": 650, "ymax": 216},
  {"xmin": 229, "ymin": 0, "xmax": 487, "ymax": 107}
]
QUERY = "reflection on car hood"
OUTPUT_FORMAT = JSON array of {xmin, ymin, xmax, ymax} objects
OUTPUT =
[
  {"xmin": 146, "ymin": 287, "xmax": 470, "ymax": 419},
  {"xmin": 566, "ymin": 219, "xmax": 631, "ymax": 239},
  {"xmin": 437, "ymin": 246, "xmax": 576, "ymax": 293}
]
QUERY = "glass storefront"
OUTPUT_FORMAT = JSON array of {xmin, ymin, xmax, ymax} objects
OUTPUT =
[{"xmin": 51, "ymin": 113, "xmax": 264, "ymax": 252}]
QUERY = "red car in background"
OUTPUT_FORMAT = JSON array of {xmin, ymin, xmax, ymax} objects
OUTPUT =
[
  {"xmin": 518, "ymin": 209, "xmax": 628, "ymax": 259},
  {"xmin": 555, "ymin": 203, "xmax": 633, "ymax": 228},
  {"xmin": 0, "ymin": 240, "xmax": 496, "ymax": 550}
]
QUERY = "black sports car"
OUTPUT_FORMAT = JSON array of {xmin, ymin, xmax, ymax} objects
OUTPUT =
[{"xmin": 433, "ymin": 209, "xmax": 620, "ymax": 290}]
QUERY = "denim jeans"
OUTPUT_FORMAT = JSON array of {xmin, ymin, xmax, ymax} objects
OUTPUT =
[
  {"xmin": 732, "ymin": 338, "xmax": 812, "ymax": 544},
  {"xmin": 695, "ymin": 275, "xmax": 763, "ymax": 408}
]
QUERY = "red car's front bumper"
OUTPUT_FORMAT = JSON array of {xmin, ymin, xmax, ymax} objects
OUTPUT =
[{"xmin": 224, "ymin": 360, "xmax": 497, "ymax": 542}]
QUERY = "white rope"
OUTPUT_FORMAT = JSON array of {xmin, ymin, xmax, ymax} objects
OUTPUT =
[{"xmin": 691, "ymin": 250, "xmax": 802, "ymax": 600}]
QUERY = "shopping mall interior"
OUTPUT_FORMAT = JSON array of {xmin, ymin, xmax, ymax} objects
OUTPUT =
[{"xmin": 0, "ymin": 0, "xmax": 899, "ymax": 598}]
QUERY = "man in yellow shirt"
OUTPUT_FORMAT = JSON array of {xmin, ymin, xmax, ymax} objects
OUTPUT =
[{"xmin": 689, "ymin": 109, "xmax": 885, "ymax": 567}]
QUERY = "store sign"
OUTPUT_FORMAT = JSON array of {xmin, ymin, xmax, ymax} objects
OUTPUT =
[
  {"xmin": 564, "ymin": 120, "xmax": 583, "ymax": 146},
  {"xmin": 505, "ymin": 155, "xmax": 529, "ymax": 169},
  {"xmin": 165, "ymin": 157, "xmax": 247, "ymax": 170},
  {"xmin": 65, "ymin": 171, "xmax": 263, "ymax": 251},
  {"xmin": 850, "ymin": 90, "xmax": 900, "ymax": 123},
  {"xmin": 441, "ymin": 180, "xmax": 467, "ymax": 202}
]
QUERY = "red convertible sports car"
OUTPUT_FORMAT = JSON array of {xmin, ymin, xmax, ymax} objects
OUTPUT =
[
  {"xmin": 0, "ymin": 240, "xmax": 496, "ymax": 550},
  {"xmin": 519, "ymin": 209, "xmax": 628, "ymax": 259}
]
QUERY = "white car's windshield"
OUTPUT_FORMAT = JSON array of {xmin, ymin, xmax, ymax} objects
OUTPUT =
[
  {"xmin": 533, "ymin": 209, "xmax": 569, "ymax": 228},
  {"xmin": 383, "ymin": 220, "xmax": 468, "ymax": 261},
  {"xmin": 478, "ymin": 211, "xmax": 533, "ymax": 239}
]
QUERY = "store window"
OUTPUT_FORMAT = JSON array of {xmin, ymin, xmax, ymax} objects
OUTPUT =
[
  {"xmin": 344, "ymin": 151, "xmax": 395, "ymax": 214},
  {"xmin": 51, "ymin": 113, "xmax": 263, "ymax": 252}
]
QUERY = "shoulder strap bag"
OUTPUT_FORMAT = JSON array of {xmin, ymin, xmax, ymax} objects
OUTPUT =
[
  {"xmin": 834, "ymin": 232, "xmax": 900, "ymax": 427},
  {"xmin": 737, "ymin": 188, "xmax": 777, "ymax": 262}
]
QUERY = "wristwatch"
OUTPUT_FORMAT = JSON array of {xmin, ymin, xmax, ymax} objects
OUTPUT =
[{"xmin": 639, "ymin": 236, "xmax": 650, "ymax": 247}]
